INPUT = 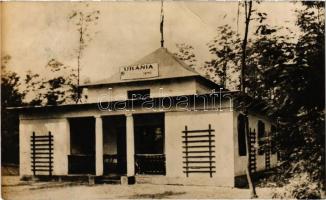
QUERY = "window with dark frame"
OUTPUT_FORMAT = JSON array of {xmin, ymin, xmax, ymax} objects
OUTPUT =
[
  {"xmin": 238, "ymin": 114, "xmax": 247, "ymax": 156},
  {"xmin": 127, "ymin": 89, "xmax": 150, "ymax": 100},
  {"xmin": 258, "ymin": 120, "xmax": 265, "ymax": 155}
]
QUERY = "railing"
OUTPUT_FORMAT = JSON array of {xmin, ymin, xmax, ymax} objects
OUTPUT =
[
  {"xmin": 31, "ymin": 132, "xmax": 53, "ymax": 176},
  {"xmin": 103, "ymin": 154, "xmax": 118, "ymax": 174},
  {"xmin": 103, "ymin": 154, "xmax": 127, "ymax": 174},
  {"xmin": 135, "ymin": 154, "xmax": 166, "ymax": 175},
  {"xmin": 68, "ymin": 155, "xmax": 95, "ymax": 174}
]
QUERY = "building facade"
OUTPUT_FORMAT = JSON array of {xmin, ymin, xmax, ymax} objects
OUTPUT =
[{"xmin": 17, "ymin": 48, "xmax": 277, "ymax": 187}]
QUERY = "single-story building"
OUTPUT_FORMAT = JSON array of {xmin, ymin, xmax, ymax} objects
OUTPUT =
[{"xmin": 14, "ymin": 47, "xmax": 277, "ymax": 187}]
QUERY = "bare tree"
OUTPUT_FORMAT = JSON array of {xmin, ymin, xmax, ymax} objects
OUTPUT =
[{"xmin": 69, "ymin": 5, "xmax": 100, "ymax": 103}]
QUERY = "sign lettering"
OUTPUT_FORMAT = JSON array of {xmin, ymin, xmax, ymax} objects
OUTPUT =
[{"xmin": 120, "ymin": 63, "xmax": 159, "ymax": 80}]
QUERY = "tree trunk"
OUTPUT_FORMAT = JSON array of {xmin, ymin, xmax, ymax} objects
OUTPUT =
[
  {"xmin": 244, "ymin": 114, "xmax": 258, "ymax": 198},
  {"xmin": 240, "ymin": 1, "xmax": 252, "ymax": 93},
  {"xmin": 241, "ymin": 1, "xmax": 257, "ymax": 198}
]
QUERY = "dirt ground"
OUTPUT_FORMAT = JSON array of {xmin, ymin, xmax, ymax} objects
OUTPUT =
[{"xmin": 1, "ymin": 176, "xmax": 275, "ymax": 199}]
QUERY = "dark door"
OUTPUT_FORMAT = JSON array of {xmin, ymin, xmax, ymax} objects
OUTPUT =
[
  {"xmin": 68, "ymin": 117, "xmax": 95, "ymax": 174},
  {"xmin": 103, "ymin": 115, "xmax": 126, "ymax": 175},
  {"xmin": 134, "ymin": 113, "xmax": 166, "ymax": 175}
]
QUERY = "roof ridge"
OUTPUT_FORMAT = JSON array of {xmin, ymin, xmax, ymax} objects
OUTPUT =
[{"xmin": 165, "ymin": 48, "xmax": 200, "ymax": 75}]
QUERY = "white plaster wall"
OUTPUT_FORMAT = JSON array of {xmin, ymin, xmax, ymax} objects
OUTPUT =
[
  {"xmin": 86, "ymin": 79, "xmax": 197, "ymax": 103},
  {"xmin": 165, "ymin": 111, "xmax": 235, "ymax": 186},
  {"xmin": 19, "ymin": 118, "xmax": 69, "ymax": 176},
  {"xmin": 234, "ymin": 112, "xmax": 278, "ymax": 176}
]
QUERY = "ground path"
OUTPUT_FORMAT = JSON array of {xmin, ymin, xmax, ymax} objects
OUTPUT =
[{"xmin": 2, "ymin": 176, "xmax": 275, "ymax": 199}]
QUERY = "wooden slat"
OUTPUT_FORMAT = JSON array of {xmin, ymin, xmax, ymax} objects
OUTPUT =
[
  {"xmin": 31, "ymin": 165, "xmax": 53, "ymax": 168},
  {"xmin": 31, "ymin": 152, "xmax": 53, "ymax": 155},
  {"xmin": 182, "ymin": 151, "xmax": 215, "ymax": 154},
  {"xmin": 32, "ymin": 143, "xmax": 53, "ymax": 146},
  {"xmin": 182, "ymin": 129, "xmax": 215, "ymax": 133},
  {"xmin": 31, "ymin": 156, "xmax": 53, "ymax": 159},
  {"xmin": 183, "ymin": 161, "xmax": 215, "ymax": 163},
  {"xmin": 183, "ymin": 171, "xmax": 216, "ymax": 173},
  {"xmin": 183, "ymin": 166, "xmax": 216, "ymax": 169},
  {"xmin": 32, "ymin": 161, "xmax": 53, "ymax": 163},
  {"xmin": 31, "ymin": 135, "xmax": 53, "ymax": 138},
  {"xmin": 183, "ymin": 155, "xmax": 214, "ymax": 158},
  {"xmin": 182, "ymin": 140, "xmax": 215, "ymax": 143},
  {"xmin": 31, "ymin": 169, "xmax": 52, "ymax": 172},
  {"xmin": 30, "ymin": 148, "xmax": 53, "ymax": 151},
  {"xmin": 182, "ymin": 135, "xmax": 214, "ymax": 138},
  {"xmin": 182, "ymin": 145, "xmax": 215, "ymax": 148}
]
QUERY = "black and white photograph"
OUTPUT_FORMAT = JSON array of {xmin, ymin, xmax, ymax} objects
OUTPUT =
[{"xmin": 1, "ymin": 1, "xmax": 325, "ymax": 199}]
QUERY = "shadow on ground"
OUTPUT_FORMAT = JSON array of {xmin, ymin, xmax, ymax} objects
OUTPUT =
[{"xmin": 128, "ymin": 191, "xmax": 186, "ymax": 199}]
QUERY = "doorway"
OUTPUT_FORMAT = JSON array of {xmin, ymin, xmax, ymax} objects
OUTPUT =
[
  {"xmin": 68, "ymin": 117, "xmax": 95, "ymax": 174},
  {"xmin": 134, "ymin": 113, "xmax": 165, "ymax": 175},
  {"xmin": 102, "ymin": 115, "xmax": 127, "ymax": 175}
]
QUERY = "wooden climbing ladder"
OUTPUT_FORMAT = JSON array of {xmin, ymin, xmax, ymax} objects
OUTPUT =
[
  {"xmin": 31, "ymin": 132, "xmax": 53, "ymax": 176},
  {"xmin": 249, "ymin": 128, "xmax": 256, "ymax": 173},
  {"xmin": 182, "ymin": 124, "xmax": 215, "ymax": 177}
]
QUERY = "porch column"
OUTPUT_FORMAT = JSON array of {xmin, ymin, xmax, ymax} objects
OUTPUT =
[
  {"xmin": 95, "ymin": 116, "xmax": 103, "ymax": 176},
  {"xmin": 126, "ymin": 113, "xmax": 135, "ymax": 177}
]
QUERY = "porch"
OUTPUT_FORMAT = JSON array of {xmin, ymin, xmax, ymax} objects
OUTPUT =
[{"xmin": 67, "ymin": 113, "xmax": 166, "ymax": 181}]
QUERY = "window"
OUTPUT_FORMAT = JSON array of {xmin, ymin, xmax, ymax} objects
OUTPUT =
[
  {"xmin": 258, "ymin": 120, "xmax": 265, "ymax": 155},
  {"xmin": 127, "ymin": 89, "xmax": 150, "ymax": 100},
  {"xmin": 271, "ymin": 125, "xmax": 277, "ymax": 154},
  {"xmin": 238, "ymin": 114, "xmax": 247, "ymax": 156}
]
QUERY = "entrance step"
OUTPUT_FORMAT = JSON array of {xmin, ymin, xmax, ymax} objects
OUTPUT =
[{"xmin": 95, "ymin": 175, "xmax": 121, "ymax": 184}]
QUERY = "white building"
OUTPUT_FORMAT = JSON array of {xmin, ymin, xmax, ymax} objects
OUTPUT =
[{"xmin": 16, "ymin": 47, "xmax": 277, "ymax": 187}]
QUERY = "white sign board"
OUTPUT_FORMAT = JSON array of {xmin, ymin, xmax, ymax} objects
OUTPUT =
[{"xmin": 120, "ymin": 63, "xmax": 159, "ymax": 80}]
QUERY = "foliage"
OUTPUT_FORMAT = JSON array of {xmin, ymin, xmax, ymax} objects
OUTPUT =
[
  {"xmin": 1, "ymin": 55, "xmax": 25, "ymax": 164},
  {"xmin": 272, "ymin": 172, "xmax": 321, "ymax": 199},
  {"xmin": 174, "ymin": 43, "xmax": 197, "ymax": 70},
  {"xmin": 245, "ymin": 1, "xmax": 325, "ymax": 197},
  {"xmin": 205, "ymin": 25, "xmax": 242, "ymax": 88},
  {"xmin": 174, "ymin": 1, "xmax": 325, "ymax": 197},
  {"xmin": 24, "ymin": 59, "xmax": 79, "ymax": 106}
]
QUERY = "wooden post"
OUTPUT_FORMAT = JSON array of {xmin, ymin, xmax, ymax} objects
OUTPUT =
[
  {"xmin": 49, "ymin": 131, "xmax": 52, "ymax": 176},
  {"xmin": 208, "ymin": 124, "xmax": 212, "ymax": 178},
  {"xmin": 32, "ymin": 132, "xmax": 36, "ymax": 176},
  {"xmin": 184, "ymin": 126, "xmax": 189, "ymax": 177}
]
